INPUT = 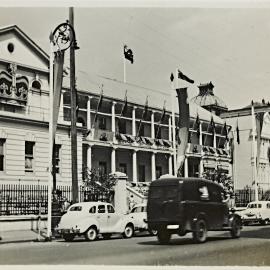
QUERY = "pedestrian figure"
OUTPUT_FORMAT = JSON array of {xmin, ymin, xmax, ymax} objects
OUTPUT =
[{"xmin": 62, "ymin": 197, "xmax": 70, "ymax": 213}]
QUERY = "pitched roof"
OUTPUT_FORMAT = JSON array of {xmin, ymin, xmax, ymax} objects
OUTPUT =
[{"xmin": 0, "ymin": 24, "xmax": 49, "ymax": 64}]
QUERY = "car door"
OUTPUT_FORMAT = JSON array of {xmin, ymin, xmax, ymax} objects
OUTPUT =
[
  {"xmin": 96, "ymin": 204, "xmax": 108, "ymax": 232},
  {"xmin": 106, "ymin": 204, "xmax": 122, "ymax": 232}
]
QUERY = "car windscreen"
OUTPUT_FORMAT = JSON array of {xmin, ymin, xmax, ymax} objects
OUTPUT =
[
  {"xmin": 247, "ymin": 204, "xmax": 262, "ymax": 209},
  {"xmin": 149, "ymin": 186, "xmax": 178, "ymax": 200}
]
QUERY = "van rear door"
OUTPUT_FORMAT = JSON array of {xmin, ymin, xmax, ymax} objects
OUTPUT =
[{"xmin": 148, "ymin": 184, "xmax": 180, "ymax": 221}]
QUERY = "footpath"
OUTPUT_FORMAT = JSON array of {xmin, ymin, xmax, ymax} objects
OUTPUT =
[{"xmin": 0, "ymin": 229, "xmax": 48, "ymax": 244}]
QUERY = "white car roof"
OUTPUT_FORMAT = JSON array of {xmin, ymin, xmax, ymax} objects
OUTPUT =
[
  {"xmin": 248, "ymin": 201, "xmax": 270, "ymax": 204},
  {"xmin": 70, "ymin": 201, "xmax": 112, "ymax": 207}
]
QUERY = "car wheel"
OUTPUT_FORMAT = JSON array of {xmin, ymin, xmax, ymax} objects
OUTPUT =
[
  {"xmin": 157, "ymin": 229, "xmax": 171, "ymax": 244},
  {"xmin": 102, "ymin": 233, "xmax": 112, "ymax": 240},
  {"xmin": 193, "ymin": 219, "xmax": 207, "ymax": 243},
  {"xmin": 148, "ymin": 229, "xmax": 158, "ymax": 236},
  {"xmin": 123, "ymin": 224, "xmax": 134, "ymax": 239},
  {"xmin": 230, "ymin": 218, "xmax": 241, "ymax": 238},
  {"xmin": 63, "ymin": 233, "xmax": 75, "ymax": 242},
  {"xmin": 260, "ymin": 219, "xmax": 269, "ymax": 225},
  {"xmin": 84, "ymin": 227, "xmax": 98, "ymax": 241}
]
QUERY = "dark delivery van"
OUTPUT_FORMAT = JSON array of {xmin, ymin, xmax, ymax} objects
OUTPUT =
[{"xmin": 146, "ymin": 177, "xmax": 242, "ymax": 244}]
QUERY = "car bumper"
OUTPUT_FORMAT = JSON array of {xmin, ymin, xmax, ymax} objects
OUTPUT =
[{"xmin": 56, "ymin": 228, "xmax": 81, "ymax": 234}]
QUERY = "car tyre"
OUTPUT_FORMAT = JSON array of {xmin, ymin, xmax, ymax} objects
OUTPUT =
[
  {"xmin": 102, "ymin": 233, "xmax": 112, "ymax": 240},
  {"xmin": 84, "ymin": 226, "xmax": 98, "ymax": 241},
  {"xmin": 123, "ymin": 224, "xmax": 134, "ymax": 239},
  {"xmin": 193, "ymin": 219, "xmax": 207, "ymax": 243},
  {"xmin": 148, "ymin": 229, "xmax": 158, "ymax": 236},
  {"xmin": 230, "ymin": 218, "xmax": 241, "ymax": 238},
  {"xmin": 63, "ymin": 233, "xmax": 75, "ymax": 242},
  {"xmin": 157, "ymin": 229, "xmax": 171, "ymax": 244},
  {"xmin": 260, "ymin": 219, "xmax": 269, "ymax": 226}
]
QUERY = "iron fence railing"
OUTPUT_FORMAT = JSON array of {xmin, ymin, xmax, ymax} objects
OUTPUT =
[
  {"xmin": 234, "ymin": 188, "xmax": 264, "ymax": 207},
  {"xmin": 0, "ymin": 184, "xmax": 112, "ymax": 216}
]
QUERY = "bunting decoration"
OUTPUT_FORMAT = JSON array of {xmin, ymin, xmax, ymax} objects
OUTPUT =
[
  {"xmin": 178, "ymin": 69, "xmax": 194, "ymax": 84},
  {"xmin": 124, "ymin": 45, "xmax": 134, "ymax": 64}
]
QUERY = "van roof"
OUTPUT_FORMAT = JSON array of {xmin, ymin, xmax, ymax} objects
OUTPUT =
[{"xmin": 150, "ymin": 177, "xmax": 222, "ymax": 188}]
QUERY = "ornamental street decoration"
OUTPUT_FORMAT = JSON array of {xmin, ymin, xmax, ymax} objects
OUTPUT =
[{"xmin": 0, "ymin": 63, "xmax": 29, "ymax": 105}]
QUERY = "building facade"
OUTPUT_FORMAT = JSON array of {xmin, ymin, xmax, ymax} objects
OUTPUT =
[
  {"xmin": 0, "ymin": 25, "xmax": 232, "ymax": 187},
  {"xmin": 221, "ymin": 101, "xmax": 270, "ymax": 190}
]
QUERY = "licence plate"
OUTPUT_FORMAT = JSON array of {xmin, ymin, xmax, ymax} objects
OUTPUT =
[{"xmin": 167, "ymin": 225, "xmax": 179, "ymax": 229}]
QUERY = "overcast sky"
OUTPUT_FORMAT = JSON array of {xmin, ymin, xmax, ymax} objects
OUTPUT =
[{"xmin": 1, "ymin": 2, "xmax": 270, "ymax": 110}]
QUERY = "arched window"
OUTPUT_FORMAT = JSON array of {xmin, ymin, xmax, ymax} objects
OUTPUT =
[{"xmin": 32, "ymin": 80, "xmax": 41, "ymax": 90}]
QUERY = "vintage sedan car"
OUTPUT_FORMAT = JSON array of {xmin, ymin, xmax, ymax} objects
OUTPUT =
[
  {"xmin": 128, "ymin": 203, "xmax": 157, "ymax": 235},
  {"xmin": 238, "ymin": 201, "xmax": 270, "ymax": 225},
  {"xmin": 56, "ymin": 201, "xmax": 135, "ymax": 241},
  {"xmin": 147, "ymin": 177, "xmax": 242, "ymax": 244}
]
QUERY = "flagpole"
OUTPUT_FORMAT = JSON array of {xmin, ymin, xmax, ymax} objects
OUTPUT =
[
  {"xmin": 171, "ymin": 73, "xmax": 177, "ymax": 176},
  {"xmin": 251, "ymin": 104, "xmax": 259, "ymax": 201},
  {"xmin": 46, "ymin": 34, "xmax": 54, "ymax": 240}
]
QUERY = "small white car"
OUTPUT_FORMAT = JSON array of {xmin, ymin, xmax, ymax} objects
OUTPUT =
[
  {"xmin": 128, "ymin": 203, "xmax": 157, "ymax": 235},
  {"xmin": 56, "ymin": 201, "xmax": 135, "ymax": 241},
  {"xmin": 239, "ymin": 201, "xmax": 270, "ymax": 225}
]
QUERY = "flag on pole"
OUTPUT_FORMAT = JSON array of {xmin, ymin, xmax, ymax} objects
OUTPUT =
[
  {"xmin": 178, "ymin": 69, "xmax": 194, "ymax": 84},
  {"xmin": 124, "ymin": 45, "xmax": 134, "ymax": 64},
  {"xmin": 137, "ymin": 96, "xmax": 148, "ymax": 137},
  {"xmin": 120, "ymin": 91, "xmax": 128, "ymax": 117},
  {"xmin": 256, "ymin": 111, "xmax": 265, "ymax": 169},
  {"xmin": 52, "ymin": 50, "xmax": 65, "ymax": 144},
  {"xmin": 155, "ymin": 101, "xmax": 166, "ymax": 138},
  {"xmin": 236, "ymin": 120, "xmax": 240, "ymax": 144},
  {"xmin": 194, "ymin": 114, "xmax": 201, "ymax": 137},
  {"xmin": 93, "ymin": 89, "xmax": 104, "ymax": 126},
  {"xmin": 176, "ymin": 88, "xmax": 190, "ymax": 176}
]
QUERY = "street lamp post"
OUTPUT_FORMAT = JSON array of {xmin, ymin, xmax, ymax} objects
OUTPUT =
[{"xmin": 47, "ymin": 17, "xmax": 79, "ymax": 240}]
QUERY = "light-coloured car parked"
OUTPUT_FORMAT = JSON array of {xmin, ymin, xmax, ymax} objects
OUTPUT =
[
  {"xmin": 128, "ymin": 203, "xmax": 157, "ymax": 235},
  {"xmin": 239, "ymin": 201, "xmax": 270, "ymax": 225},
  {"xmin": 56, "ymin": 201, "xmax": 135, "ymax": 241}
]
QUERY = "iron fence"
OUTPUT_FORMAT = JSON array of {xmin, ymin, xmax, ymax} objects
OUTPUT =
[
  {"xmin": 0, "ymin": 184, "xmax": 112, "ymax": 216},
  {"xmin": 234, "ymin": 188, "xmax": 264, "ymax": 207}
]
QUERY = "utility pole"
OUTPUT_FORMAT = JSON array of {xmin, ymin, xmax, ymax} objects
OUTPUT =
[{"xmin": 69, "ymin": 7, "xmax": 79, "ymax": 203}]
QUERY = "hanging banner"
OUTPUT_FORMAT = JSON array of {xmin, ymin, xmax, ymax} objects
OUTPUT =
[
  {"xmin": 52, "ymin": 51, "xmax": 65, "ymax": 143},
  {"xmin": 176, "ymin": 87, "xmax": 190, "ymax": 176}
]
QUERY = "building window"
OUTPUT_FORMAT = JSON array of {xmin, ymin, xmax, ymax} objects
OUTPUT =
[
  {"xmin": 119, "ymin": 163, "xmax": 127, "ymax": 174},
  {"xmin": 0, "ymin": 139, "xmax": 5, "ymax": 171},
  {"xmin": 25, "ymin": 141, "xmax": 35, "ymax": 172},
  {"xmin": 139, "ymin": 165, "xmax": 145, "ymax": 182},
  {"xmin": 53, "ymin": 144, "xmax": 61, "ymax": 174},
  {"xmin": 99, "ymin": 161, "xmax": 107, "ymax": 175},
  {"xmin": 99, "ymin": 117, "xmax": 106, "ymax": 130},
  {"xmin": 118, "ymin": 119, "xmax": 126, "ymax": 134},
  {"xmin": 156, "ymin": 166, "xmax": 162, "ymax": 179}
]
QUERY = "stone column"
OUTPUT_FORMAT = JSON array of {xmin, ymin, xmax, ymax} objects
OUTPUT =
[
  {"xmin": 132, "ymin": 106, "xmax": 136, "ymax": 136},
  {"xmin": 151, "ymin": 111, "xmax": 155, "ymax": 139},
  {"xmin": 132, "ymin": 150, "xmax": 137, "ymax": 183},
  {"xmin": 168, "ymin": 115, "xmax": 172, "ymax": 141},
  {"xmin": 184, "ymin": 157, "xmax": 189, "ymax": 177},
  {"xmin": 199, "ymin": 158, "xmax": 204, "ymax": 177},
  {"xmin": 87, "ymin": 144, "xmax": 92, "ymax": 171},
  {"xmin": 168, "ymin": 154, "xmax": 173, "ymax": 175},
  {"xmin": 112, "ymin": 101, "xmax": 116, "ymax": 133},
  {"xmin": 111, "ymin": 147, "xmax": 116, "ymax": 173},
  {"xmin": 87, "ymin": 96, "xmax": 92, "ymax": 130},
  {"xmin": 151, "ymin": 152, "xmax": 156, "ymax": 181}
]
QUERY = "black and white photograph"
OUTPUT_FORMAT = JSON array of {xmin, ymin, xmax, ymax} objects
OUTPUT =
[{"xmin": 1, "ymin": 0, "xmax": 270, "ymax": 267}]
